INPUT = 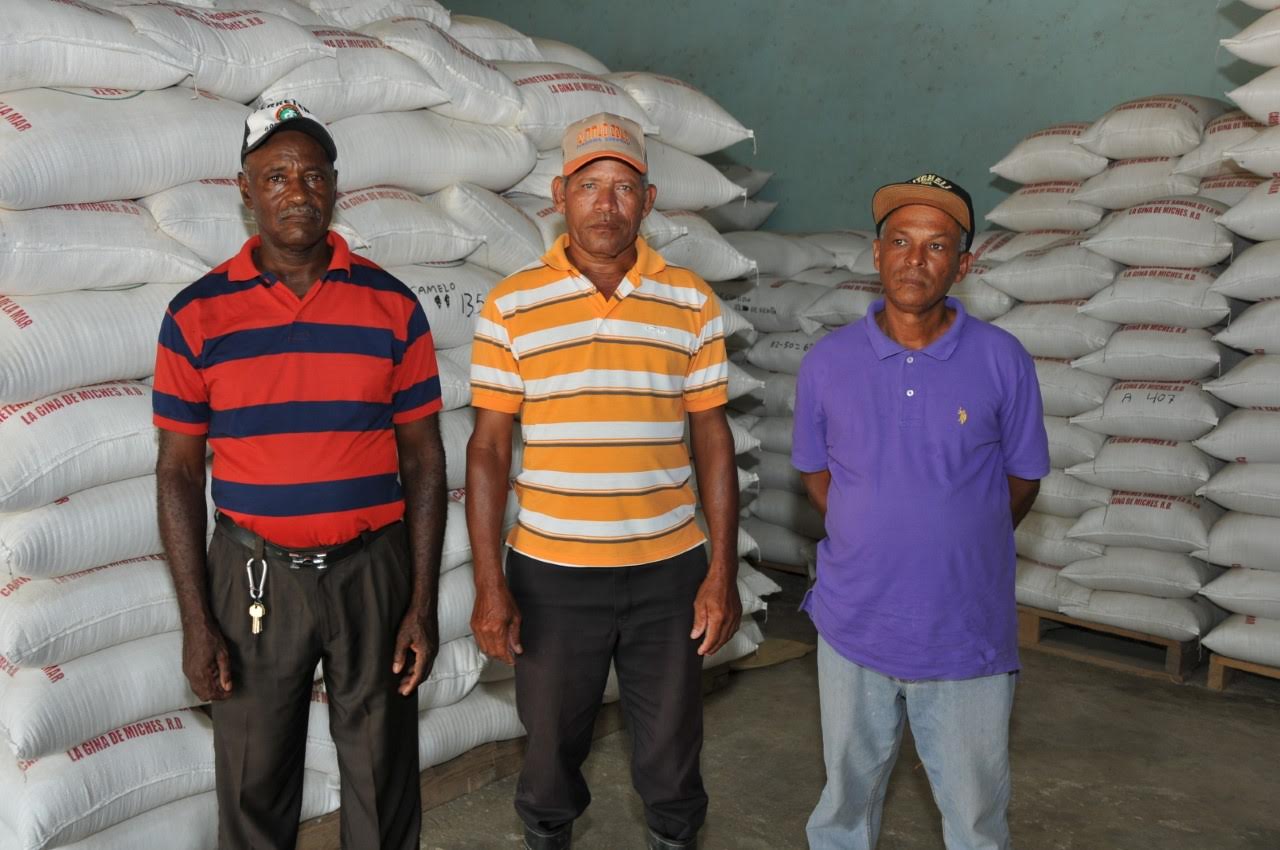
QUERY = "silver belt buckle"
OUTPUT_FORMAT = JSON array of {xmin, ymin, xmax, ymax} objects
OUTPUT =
[{"xmin": 287, "ymin": 551, "xmax": 329, "ymax": 570}]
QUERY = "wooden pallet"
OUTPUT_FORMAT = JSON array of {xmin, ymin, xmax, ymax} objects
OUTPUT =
[
  {"xmin": 297, "ymin": 664, "xmax": 733, "ymax": 850},
  {"xmin": 1207, "ymin": 653, "xmax": 1280, "ymax": 692},
  {"xmin": 1016, "ymin": 605, "xmax": 1201, "ymax": 684}
]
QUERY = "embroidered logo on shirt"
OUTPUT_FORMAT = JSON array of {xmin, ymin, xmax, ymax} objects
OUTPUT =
[{"xmin": 957, "ymin": 406, "xmax": 968, "ymax": 425}]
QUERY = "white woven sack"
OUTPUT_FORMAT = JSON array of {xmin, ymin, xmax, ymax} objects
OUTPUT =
[
  {"xmin": 719, "ymin": 299, "xmax": 758, "ymax": 344},
  {"xmin": 656, "ymin": 212, "xmax": 756, "ymax": 282},
  {"xmin": 1196, "ymin": 173, "xmax": 1264, "ymax": 207},
  {"xmin": 716, "ymin": 164, "xmax": 772, "ymax": 198},
  {"xmin": 1014, "ymin": 511, "xmax": 1104, "ymax": 566},
  {"xmin": 1065, "ymin": 437, "xmax": 1222, "ymax": 497},
  {"xmin": 990, "ymin": 122, "xmax": 1109, "ymax": 183},
  {"xmin": 714, "ymin": 277, "xmax": 827, "ymax": 334},
  {"xmin": 0, "ymin": 285, "xmax": 179, "ymax": 406},
  {"xmin": 213, "ymin": 1, "xmax": 325, "ymax": 25},
  {"xmin": 703, "ymin": 619, "xmax": 764, "ymax": 668},
  {"xmin": 505, "ymin": 149, "xmax": 559, "ymax": 198},
  {"xmin": 1221, "ymin": 124, "xmax": 1280, "ymax": 177},
  {"xmin": 0, "ymin": 87, "xmax": 248, "ymax": 211},
  {"xmin": 1058, "ymin": 592, "xmax": 1225, "ymax": 641},
  {"xmin": 140, "ymin": 179, "xmax": 254, "ymax": 267},
  {"xmin": 725, "ymin": 361, "xmax": 767, "ymax": 401},
  {"xmin": 114, "ymin": 4, "xmax": 331, "ymax": 103},
  {"xmin": 1067, "ymin": 492, "xmax": 1223, "ymax": 553},
  {"xmin": 1070, "ymin": 380, "xmax": 1228, "ymax": 441},
  {"xmin": 529, "ymin": 37, "xmax": 609, "ymax": 74},
  {"xmin": 432, "ymin": 562, "xmax": 476, "ymax": 645},
  {"xmin": 984, "ymin": 182, "xmax": 1103, "ymax": 232},
  {"xmin": 1033, "ymin": 357, "xmax": 1113, "ymax": 418},
  {"xmin": 992, "ymin": 302, "xmax": 1117, "ymax": 359},
  {"xmin": 743, "ymin": 449, "xmax": 805, "ymax": 494},
  {"xmin": 390, "ymin": 261, "xmax": 499, "ymax": 350},
  {"xmin": 1201, "ymin": 569, "xmax": 1280, "ymax": 618},
  {"xmin": 1195, "ymin": 512, "xmax": 1280, "ymax": 571},
  {"xmin": 258, "ymin": 25, "xmax": 448, "ymax": 122},
  {"xmin": 738, "ymin": 560, "xmax": 782, "ymax": 601},
  {"xmin": 1215, "ymin": 300, "xmax": 1280, "ymax": 354},
  {"xmin": 979, "ymin": 229, "xmax": 1080, "ymax": 263},
  {"xmin": 434, "ymin": 346, "xmax": 470, "ymax": 411},
  {"xmin": 643, "ymin": 141, "xmax": 746, "ymax": 211},
  {"xmin": 788, "ymin": 267, "xmax": 862, "ymax": 287},
  {"xmin": 1209, "ymin": 240, "xmax": 1280, "ymax": 301},
  {"xmin": 0, "ymin": 555, "xmax": 176, "ymax": 668},
  {"xmin": 1071, "ymin": 324, "xmax": 1223, "ymax": 381},
  {"xmin": 435, "ymin": 184, "xmax": 543, "ymax": 275},
  {"xmin": 499, "ymin": 62, "xmax": 657, "ymax": 150},
  {"xmin": 1080, "ymin": 197, "xmax": 1237, "ymax": 268},
  {"xmin": 330, "ymin": 111, "xmax": 536, "ymax": 195},
  {"xmin": 739, "ymin": 516, "xmax": 808, "ymax": 567},
  {"xmin": 2, "ymin": 0, "xmax": 188, "ymax": 92},
  {"xmin": 729, "ymin": 365, "xmax": 794, "ymax": 417},
  {"xmin": 744, "ymin": 331, "xmax": 827, "ymax": 375},
  {"xmin": 969, "ymin": 230, "xmax": 1016, "ymax": 262},
  {"xmin": 1079, "ymin": 267, "xmax": 1230, "ymax": 329},
  {"xmin": 1015, "ymin": 558, "xmax": 1093, "ymax": 611},
  {"xmin": 439, "ymin": 407, "xmax": 474, "ymax": 490},
  {"xmin": 447, "ymin": 14, "xmax": 540, "ymax": 62},
  {"xmin": 1194, "ymin": 409, "xmax": 1280, "ymax": 463},
  {"xmin": 605, "ymin": 71, "xmax": 752, "ymax": 156},
  {"xmin": 801, "ymin": 231, "xmax": 873, "ymax": 272},
  {"xmin": 1062, "ymin": 549, "xmax": 1221, "ymax": 599},
  {"xmin": 978, "ymin": 238, "xmax": 1120, "ymax": 302},
  {"xmin": 700, "ymin": 198, "xmax": 777, "ymax": 232},
  {"xmin": 1033, "ymin": 468, "xmax": 1110, "ymax": 518},
  {"xmin": 1202, "ymin": 354, "xmax": 1280, "ymax": 408},
  {"xmin": 722, "ymin": 232, "xmax": 835, "ymax": 278},
  {"xmin": 1044, "ymin": 415, "xmax": 1106, "ymax": 468},
  {"xmin": 745, "ymin": 415, "xmax": 793, "ymax": 456},
  {"xmin": 1176, "ymin": 111, "xmax": 1262, "ymax": 178},
  {"xmin": 0, "ymin": 631, "xmax": 197, "ymax": 760},
  {"xmin": 1075, "ymin": 95, "xmax": 1228, "ymax": 159},
  {"xmin": 359, "ymin": 18, "xmax": 521, "ymax": 125},
  {"xmin": 1075, "ymin": 157, "xmax": 1199, "ymax": 210},
  {"xmin": 0, "ymin": 383, "xmax": 156, "ymax": 513},
  {"xmin": 1230, "ymin": 66, "xmax": 1280, "ymax": 128},
  {"xmin": 0, "ymin": 203, "xmax": 205, "ymax": 295},
  {"xmin": 796, "ymin": 276, "xmax": 883, "ymax": 333},
  {"xmin": 1198, "ymin": 462, "xmax": 1280, "ymax": 517},
  {"xmin": 747, "ymin": 489, "xmax": 824, "ymax": 540},
  {"xmin": 1218, "ymin": 176, "xmax": 1280, "ymax": 241},
  {"xmin": 305, "ymin": 0, "xmax": 448, "ymax": 29},
  {"xmin": 0, "ymin": 709, "xmax": 213, "ymax": 850},
  {"xmin": 1224, "ymin": 9, "xmax": 1280, "ymax": 65},
  {"xmin": 1241, "ymin": 0, "xmax": 1280, "ymax": 8},
  {"xmin": 724, "ymin": 415, "xmax": 762, "ymax": 456},
  {"xmin": 333, "ymin": 187, "xmax": 480, "ymax": 267},
  {"xmin": 1203, "ymin": 613, "xmax": 1280, "ymax": 667}
]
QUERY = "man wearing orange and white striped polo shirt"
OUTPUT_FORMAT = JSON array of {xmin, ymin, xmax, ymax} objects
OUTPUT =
[{"xmin": 467, "ymin": 113, "xmax": 741, "ymax": 850}]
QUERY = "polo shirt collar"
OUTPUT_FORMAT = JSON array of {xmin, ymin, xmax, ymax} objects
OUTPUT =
[
  {"xmin": 863, "ymin": 296, "xmax": 968, "ymax": 361},
  {"xmin": 543, "ymin": 233, "xmax": 666, "ymax": 290},
  {"xmin": 226, "ymin": 231, "xmax": 353, "ymax": 284}
]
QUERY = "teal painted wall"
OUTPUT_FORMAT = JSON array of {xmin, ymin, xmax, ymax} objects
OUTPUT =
[{"xmin": 458, "ymin": 0, "xmax": 1260, "ymax": 233}]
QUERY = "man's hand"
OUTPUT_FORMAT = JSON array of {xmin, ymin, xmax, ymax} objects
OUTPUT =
[
  {"xmin": 392, "ymin": 605, "xmax": 439, "ymax": 697},
  {"xmin": 182, "ymin": 620, "xmax": 233, "ymax": 702},
  {"xmin": 691, "ymin": 565, "xmax": 742, "ymax": 657},
  {"xmin": 471, "ymin": 581, "xmax": 523, "ymax": 666}
]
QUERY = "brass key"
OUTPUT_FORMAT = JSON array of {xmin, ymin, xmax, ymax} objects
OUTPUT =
[{"xmin": 249, "ymin": 601, "xmax": 267, "ymax": 635}]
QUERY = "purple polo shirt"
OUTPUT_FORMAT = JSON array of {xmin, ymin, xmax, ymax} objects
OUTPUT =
[{"xmin": 792, "ymin": 297, "xmax": 1049, "ymax": 680}]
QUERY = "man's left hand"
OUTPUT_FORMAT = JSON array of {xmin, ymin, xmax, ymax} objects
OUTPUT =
[
  {"xmin": 392, "ymin": 606, "xmax": 439, "ymax": 696},
  {"xmin": 690, "ymin": 566, "xmax": 742, "ymax": 657}
]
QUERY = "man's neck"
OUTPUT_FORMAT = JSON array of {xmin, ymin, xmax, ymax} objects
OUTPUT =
[
  {"xmin": 875, "ymin": 301, "xmax": 956, "ymax": 351},
  {"xmin": 566, "ymin": 241, "xmax": 638, "ymax": 300},
  {"xmin": 254, "ymin": 236, "xmax": 333, "ymax": 299}
]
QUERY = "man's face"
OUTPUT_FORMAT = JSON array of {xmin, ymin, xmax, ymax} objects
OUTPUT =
[
  {"xmin": 552, "ymin": 157, "xmax": 656, "ymax": 260},
  {"xmin": 238, "ymin": 130, "xmax": 336, "ymax": 253},
  {"xmin": 872, "ymin": 204, "xmax": 972, "ymax": 316}
]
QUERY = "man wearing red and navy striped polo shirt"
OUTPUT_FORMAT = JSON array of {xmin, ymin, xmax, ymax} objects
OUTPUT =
[{"xmin": 153, "ymin": 101, "xmax": 446, "ymax": 850}]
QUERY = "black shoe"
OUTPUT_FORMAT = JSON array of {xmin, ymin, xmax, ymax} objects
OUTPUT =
[
  {"xmin": 524, "ymin": 823, "xmax": 572, "ymax": 850},
  {"xmin": 647, "ymin": 828, "xmax": 696, "ymax": 850}
]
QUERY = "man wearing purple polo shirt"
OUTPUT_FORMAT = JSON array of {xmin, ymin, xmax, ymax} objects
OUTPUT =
[{"xmin": 794, "ymin": 174, "xmax": 1048, "ymax": 850}]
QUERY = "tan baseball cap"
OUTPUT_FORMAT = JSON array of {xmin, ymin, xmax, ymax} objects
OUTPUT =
[
  {"xmin": 562, "ymin": 112, "xmax": 647, "ymax": 176},
  {"xmin": 872, "ymin": 173, "xmax": 975, "ymax": 249}
]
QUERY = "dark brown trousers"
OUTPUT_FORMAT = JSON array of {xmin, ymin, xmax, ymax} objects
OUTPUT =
[{"xmin": 207, "ymin": 521, "xmax": 420, "ymax": 850}]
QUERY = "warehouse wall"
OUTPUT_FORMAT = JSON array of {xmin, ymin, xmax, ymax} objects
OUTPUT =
[{"xmin": 459, "ymin": 0, "xmax": 1256, "ymax": 233}]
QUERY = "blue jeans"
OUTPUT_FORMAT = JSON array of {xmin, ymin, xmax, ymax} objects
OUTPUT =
[{"xmin": 807, "ymin": 637, "xmax": 1016, "ymax": 850}]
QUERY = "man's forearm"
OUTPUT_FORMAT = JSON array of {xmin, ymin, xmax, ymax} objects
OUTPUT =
[
  {"xmin": 1008, "ymin": 476, "xmax": 1040, "ymax": 529},
  {"xmin": 690, "ymin": 410, "xmax": 738, "ymax": 575},
  {"xmin": 801, "ymin": 470, "xmax": 831, "ymax": 517},
  {"xmin": 401, "ymin": 444, "xmax": 446, "ymax": 613},
  {"xmin": 466, "ymin": 441, "xmax": 512, "ymax": 589},
  {"xmin": 157, "ymin": 465, "xmax": 214, "ymax": 630}
]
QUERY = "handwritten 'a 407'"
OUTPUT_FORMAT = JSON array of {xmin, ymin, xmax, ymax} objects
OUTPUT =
[{"xmin": 1118, "ymin": 391, "xmax": 1179, "ymax": 405}]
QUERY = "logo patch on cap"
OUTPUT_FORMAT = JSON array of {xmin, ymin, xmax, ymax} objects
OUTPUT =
[
  {"xmin": 911, "ymin": 174, "xmax": 954, "ymax": 190},
  {"xmin": 274, "ymin": 103, "xmax": 302, "ymax": 122}
]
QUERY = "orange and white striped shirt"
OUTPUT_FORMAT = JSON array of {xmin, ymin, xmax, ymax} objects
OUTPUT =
[{"xmin": 470, "ymin": 234, "xmax": 729, "ymax": 567}]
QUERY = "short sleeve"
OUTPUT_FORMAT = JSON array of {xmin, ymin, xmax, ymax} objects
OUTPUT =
[
  {"xmin": 470, "ymin": 294, "xmax": 524, "ymax": 414},
  {"xmin": 683, "ymin": 289, "xmax": 729, "ymax": 413},
  {"xmin": 152, "ymin": 309, "xmax": 210, "ymax": 435},
  {"xmin": 791, "ymin": 347, "xmax": 829, "ymax": 473},
  {"xmin": 999, "ymin": 345, "xmax": 1051, "ymax": 479},
  {"xmin": 392, "ymin": 300, "xmax": 443, "ymax": 423}
]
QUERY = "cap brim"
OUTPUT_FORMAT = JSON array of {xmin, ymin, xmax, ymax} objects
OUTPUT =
[
  {"xmin": 563, "ymin": 151, "xmax": 648, "ymax": 177},
  {"xmin": 243, "ymin": 119, "xmax": 337, "ymax": 164},
  {"xmin": 872, "ymin": 184, "xmax": 972, "ymax": 236}
]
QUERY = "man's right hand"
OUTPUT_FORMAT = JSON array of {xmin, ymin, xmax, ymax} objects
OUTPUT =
[
  {"xmin": 182, "ymin": 621, "xmax": 233, "ymax": 702},
  {"xmin": 471, "ymin": 582, "xmax": 523, "ymax": 666}
]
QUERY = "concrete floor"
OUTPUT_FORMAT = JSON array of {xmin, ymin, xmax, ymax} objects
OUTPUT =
[{"xmin": 421, "ymin": 572, "xmax": 1280, "ymax": 850}]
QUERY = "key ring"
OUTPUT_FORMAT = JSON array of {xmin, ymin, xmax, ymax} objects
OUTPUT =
[{"xmin": 245, "ymin": 557, "xmax": 268, "ymax": 601}]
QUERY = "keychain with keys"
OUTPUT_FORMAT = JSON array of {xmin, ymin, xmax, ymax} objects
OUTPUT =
[{"xmin": 246, "ymin": 557, "xmax": 268, "ymax": 635}]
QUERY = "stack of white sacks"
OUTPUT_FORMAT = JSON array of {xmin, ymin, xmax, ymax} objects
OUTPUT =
[
  {"xmin": 0, "ymin": 2, "xmax": 779, "ymax": 847},
  {"xmin": 985, "ymin": 72, "xmax": 1280, "ymax": 671}
]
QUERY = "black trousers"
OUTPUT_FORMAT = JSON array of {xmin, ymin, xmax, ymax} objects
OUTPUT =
[
  {"xmin": 207, "ymin": 521, "xmax": 421, "ymax": 850},
  {"xmin": 508, "ymin": 546, "xmax": 710, "ymax": 842}
]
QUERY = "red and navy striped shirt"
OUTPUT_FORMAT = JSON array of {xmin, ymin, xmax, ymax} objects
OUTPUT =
[{"xmin": 153, "ymin": 232, "xmax": 442, "ymax": 547}]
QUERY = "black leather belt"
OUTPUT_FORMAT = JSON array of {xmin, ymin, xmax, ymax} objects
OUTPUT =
[{"xmin": 215, "ymin": 513, "xmax": 396, "ymax": 569}]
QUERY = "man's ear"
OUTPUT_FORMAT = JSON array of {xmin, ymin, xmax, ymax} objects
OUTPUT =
[
  {"xmin": 237, "ymin": 171, "xmax": 252, "ymax": 210},
  {"xmin": 954, "ymin": 250, "xmax": 973, "ymax": 283},
  {"xmin": 642, "ymin": 181, "xmax": 657, "ymax": 218},
  {"xmin": 551, "ymin": 175, "xmax": 567, "ymax": 214}
]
